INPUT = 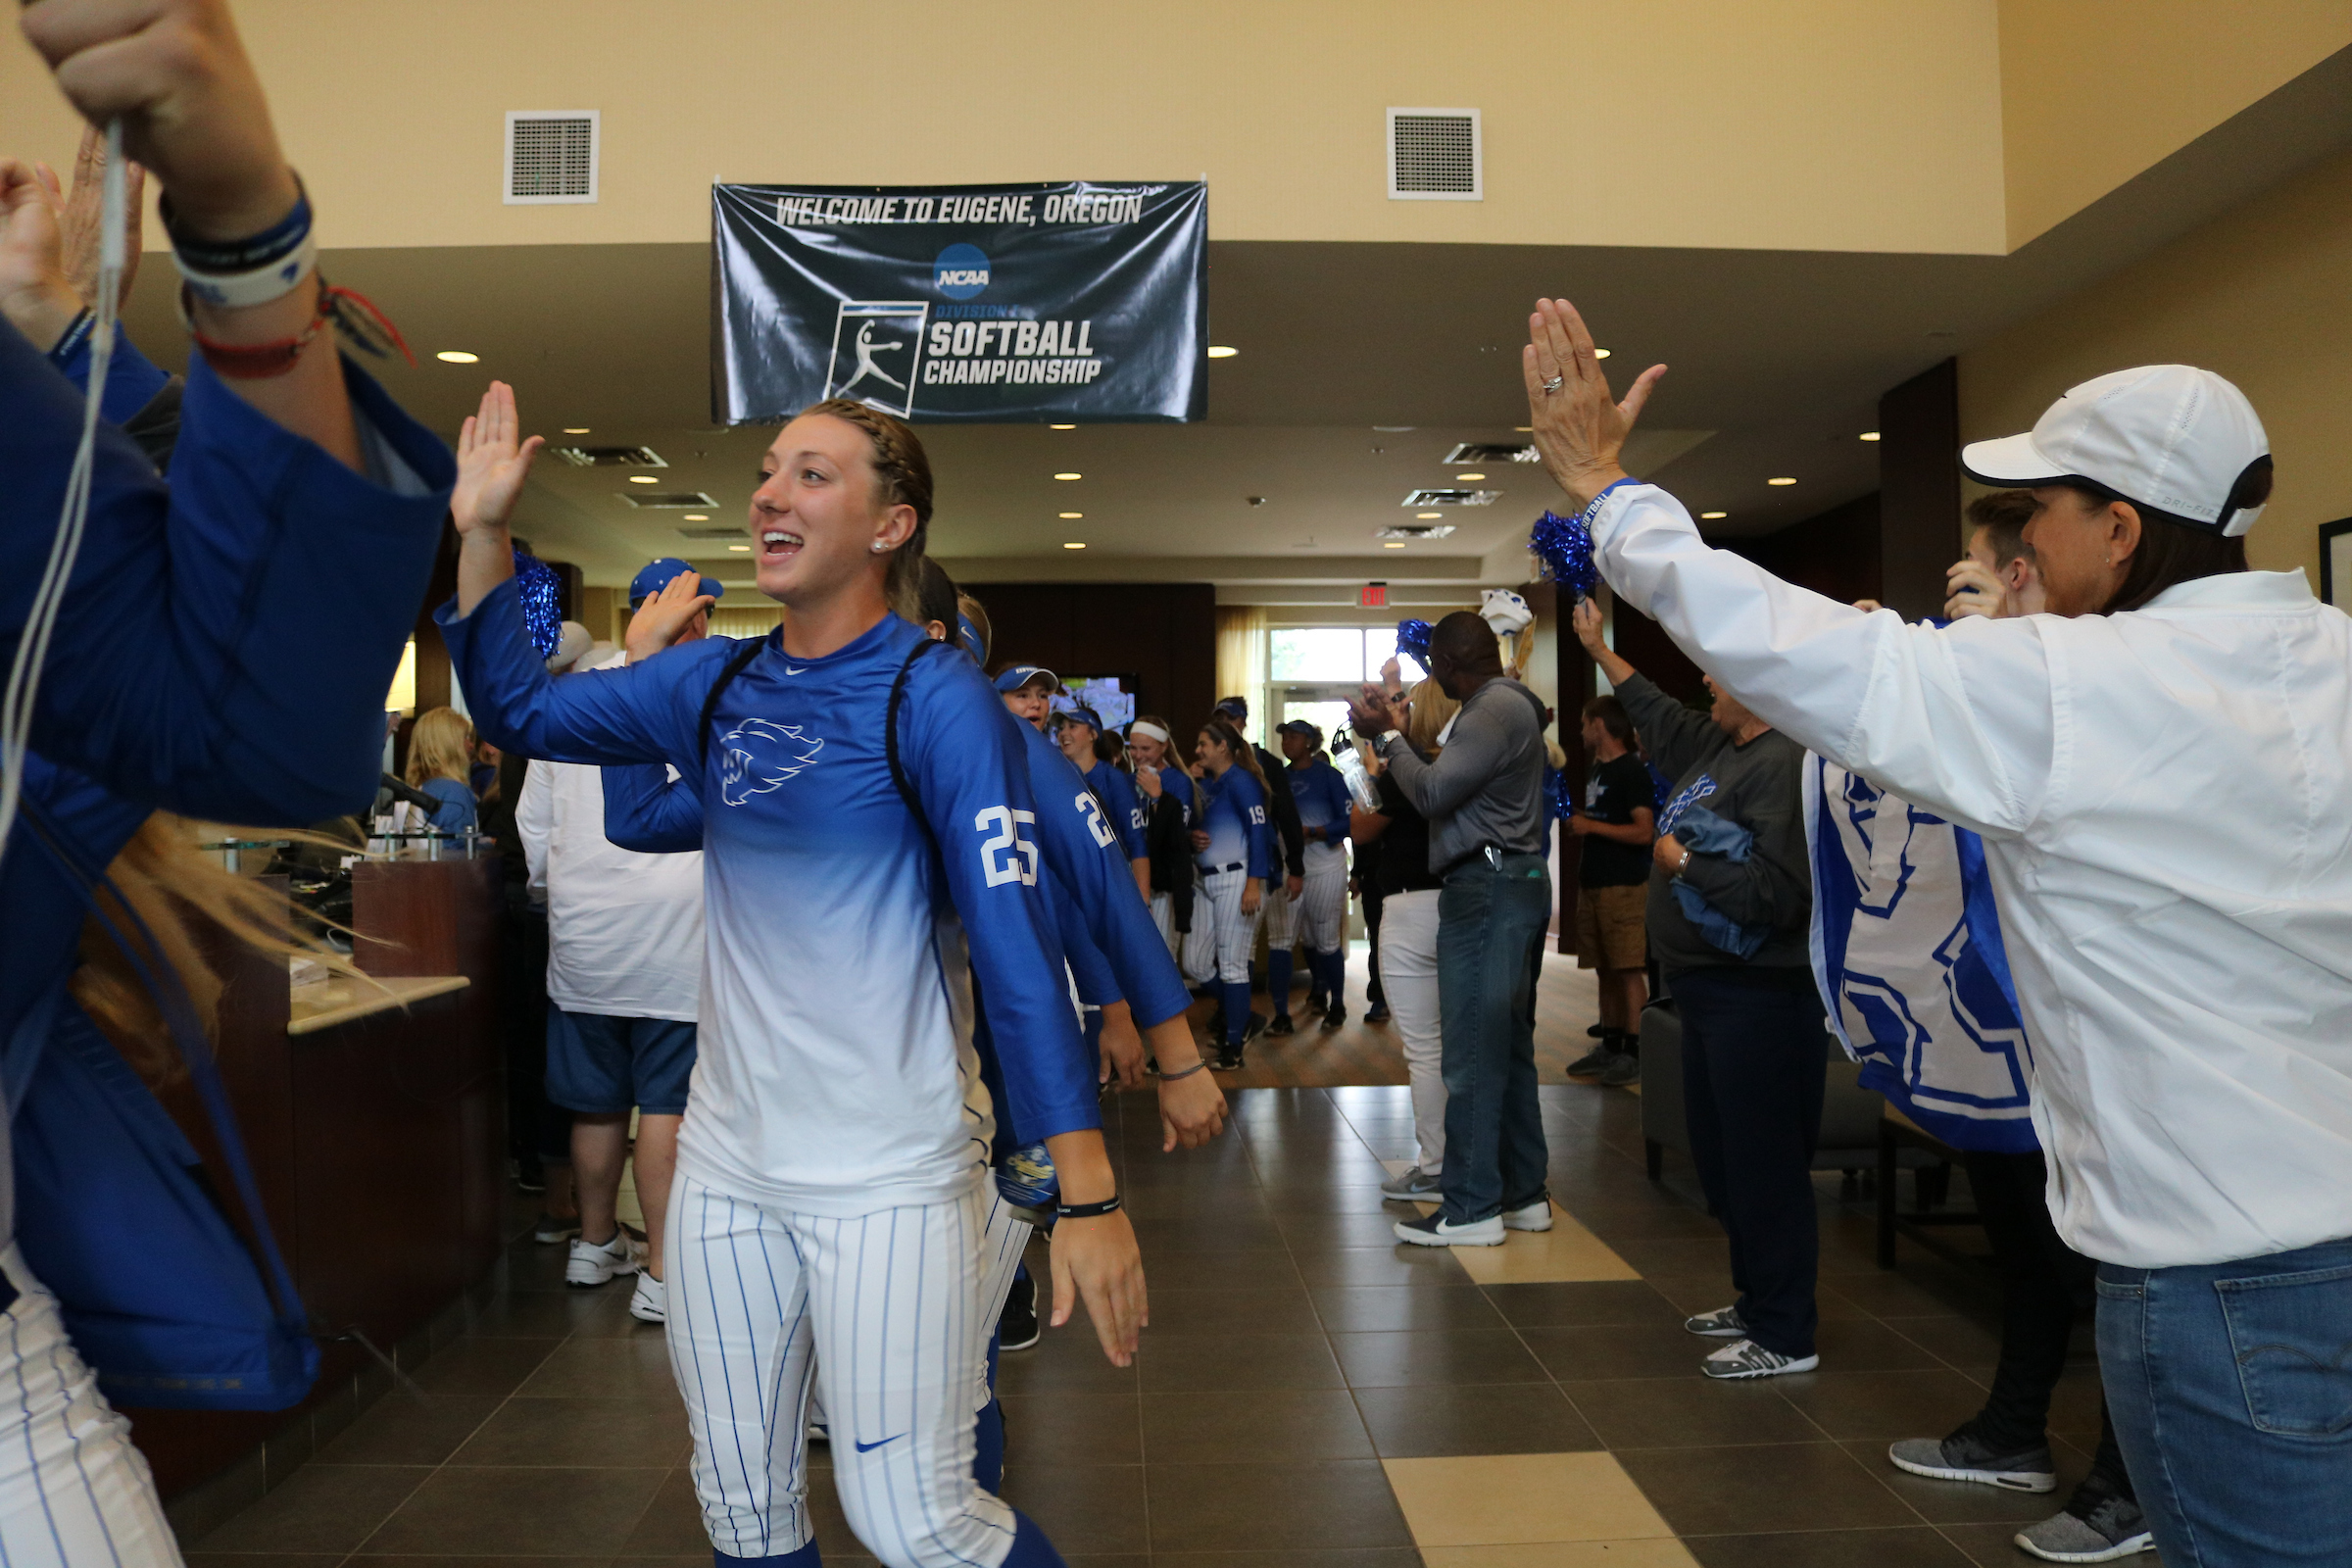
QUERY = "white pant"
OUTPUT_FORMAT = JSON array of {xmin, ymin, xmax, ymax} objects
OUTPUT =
[
  {"xmin": 0, "ymin": 1248, "xmax": 180, "ymax": 1568},
  {"xmin": 1295, "ymin": 845, "xmax": 1348, "ymax": 953},
  {"xmin": 666, "ymin": 1175, "xmax": 1018, "ymax": 1568},
  {"xmin": 1189, "ymin": 868, "xmax": 1259, "ymax": 984},
  {"xmin": 1150, "ymin": 891, "xmax": 1180, "ymax": 965},
  {"xmin": 1378, "ymin": 890, "xmax": 1446, "ymax": 1172}
]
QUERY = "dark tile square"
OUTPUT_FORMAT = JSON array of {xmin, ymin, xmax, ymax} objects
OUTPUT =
[
  {"xmin": 1617, "ymin": 1442, "xmax": 1916, "ymax": 1535},
  {"xmin": 315, "ymin": 1394, "xmax": 501, "ymax": 1466},
  {"xmin": 1308, "ymin": 1285, "xmax": 1503, "ymax": 1333},
  {"xmin": 1138, "ymin": 1332, "xmax": 1345, "ymax": 1392},
  {"xmin": 1291, "ymin": 1247, "xmax": 1470, "ymax": 1288},
  {"xmin": 408, "ymin": 1337, "xmax": 562, "ymax": 1396},
  {"xmin": 1143, "ymin": 1388, "xmax": 1372, "ymax": 1462},
  {"xmin": 517, "ymin": 1334, "xmax": 682, "ymax": 1398},
  {"xmin": 1814, "ymin": 1316, "xmax": 1947, "ymax": 1373},
  {"xmin": 996, "ymin": 1332, "xmax": 1139, "ymax": 1395},
  {"xmin": 1276, "ymin": 1211, "xmax": 1438, "ymax": 1250},
  {"xmin": 360, "ymin": 1465, "xmax": 668, "ymax": 1555},
  {"xmin": 998, "ymin": 1393, "xmax": 1141, "ymax": 1466},
  {"xmin": 196, "ymin": 1466, "xmax": 430, "ymax": 1554},
  {"xmin": 998, "ymin": 1462, "xmax": 1148, "ymax": 1555},
  {"xmin": 1563, "ymin": 1377, "xmax": 1823, "ymax": 1449},
  {"xmin": 1483, "ymin": 1279, "xmax": 1681, "ymax": 1328},
  {"xmin": 1146, "ymin": 1461, "xmax": 1413, "ymax": 1551},
  {"xmin": 1884, "ymin": 1314, "xmax": 2009, "ymax": 1371},
  {"xmin": 1138, "ymin": 1248, "xmax": 1304, "ymax": 1290},
  {"xmin": 465, "ymin": 1289, "xmax": 633, "ymax": 1338},
  {"xmin": 1687, "ymin": 1525, "xmax": 1977, "ymax": 1566},
  {"xmin": 451, "ymin": 1395, "xmax": 692, "ymax": 1466},
  {"xmin": 1152, "ymin": 1552, "xmax": 1424, "ymax": 1568},
  {"xmin": 1143, "ymin": 1288, "xmax": 1322, "ymax": 1336},
  {"xmin": 1774, "ymin": 1368, "xmax": 1996, "ymax": 1443},
  {"xmin": 1330, "ymin": 1328, "xmax": 1550, "ymax": 1388},
  {"xmin": 1351, "ymin": 1381, "xmax": 1600, "ymax": 1457},
  {"xmin": 616, "ymin": 1467, "xmax": 712, "ymax": 1555},
  {"xmin": 1521, "ymin": 1319, "xmax": 1721, "ymax": 1381}
]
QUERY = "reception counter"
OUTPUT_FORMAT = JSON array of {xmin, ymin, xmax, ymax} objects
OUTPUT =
[{"xmin": 126, "ymin": 856, "xmax": 509, "ymax": 1517}]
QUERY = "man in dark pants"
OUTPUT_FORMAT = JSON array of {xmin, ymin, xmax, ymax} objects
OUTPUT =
[
  {"xmin": 1574, "ymin": 600, "xmax": 1820, "ymax": 1379},
  {"xmin": 1349, "ymin": 614, "xmax": 1551, "ymax": 1249}
]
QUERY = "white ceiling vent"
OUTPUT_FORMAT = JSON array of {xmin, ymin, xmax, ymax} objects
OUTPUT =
[
  {"xmin": 1388, "ymin": 109, "xmax": 1480, "ymax": 201},
  {"xmin": 506, "ymin": 111, "xmax": 599, "ymax": 204}
]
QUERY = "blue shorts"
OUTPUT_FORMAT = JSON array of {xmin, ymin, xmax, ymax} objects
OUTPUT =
[{"xmin": 545, "ymin": 1007, "xmax": 698, "ymax": 1116}]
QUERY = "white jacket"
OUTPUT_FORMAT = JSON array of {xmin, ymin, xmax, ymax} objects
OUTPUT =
[
  {"xmin": 1594, "ymin": 482, "xmax": 2352, "ymax": 1268},
  {"xmin": 517, "ymin": 655, "xmax": 705, "ymax": 1022}
]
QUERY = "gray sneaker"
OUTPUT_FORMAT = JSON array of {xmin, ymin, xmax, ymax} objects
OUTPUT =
[
  {"xmin": 2015, "ymin": 1488, "xmax": 2156, "ymax": 1563},
  {"xmin": 1887, "ymin": 1424, "xmax": 2057, "ymax": 1493},
  {"xmin": 1565, "ymin": 1045, "xmax": 1615, "ymax": 1076},
  {"xmin": 1684, "ymin": 1304, "xmax": 1748, "ymax": 1338},
  {"xmin": 1700, "ymin": 1338, "xmax": 1819, "ymax": 1380},
  {"xmin": 1380, "ymin": 1164, "xmax": 1444, "ymax": 1200},
  {"xmin": 1597, "ymin": 1052, "xmax": 1642, "ymax": 1088}
]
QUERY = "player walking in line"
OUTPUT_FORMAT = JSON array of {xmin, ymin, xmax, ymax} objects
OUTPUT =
[
  {"xmin": 1126, "ymin": 717, "xmax": 1201, "ymax": 966},
  {"xmin": 1189, "ymin": 719, "xmax": 1274, "ymax": 1071},
  {"xmin": 996, "ymin": 664, "xmax": 1057, "ymax": 729},
  {"xmin": 439, "ymin": 382, "xmax": 1137, "ymax": 1568},
  {"xmin": 1055, "ymin": 705, "xmax": 1152, "ymax": 903},
  {"xmin": 1267, "ymin": 720, "xmax": 1355, "ymax": 1035}
]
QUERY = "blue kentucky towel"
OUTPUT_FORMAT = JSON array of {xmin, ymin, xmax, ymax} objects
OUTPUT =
[{"xmin": 1668, "ymin": 807, "xmax": 1768, "ymax": 960}]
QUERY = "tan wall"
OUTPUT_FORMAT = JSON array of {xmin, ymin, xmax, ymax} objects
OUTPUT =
[
  {"xmin": 0, "ymin": 0, "xmax": 2005, "ymax": 256},
  {"xmin": 1997, "ymin": 0, "xmax": 2352, "ymax": 247},
  {"xmin": 1959, "ymin": 144, "xmax": 2352, "ymax": 583}
]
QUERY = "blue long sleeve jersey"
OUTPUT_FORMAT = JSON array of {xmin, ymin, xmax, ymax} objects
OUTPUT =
[
  {"xmin": 1, "ymin": 320, "xmax": 454, "ymax": 1098},
  {"xmin": 1286, "ymin": 757, "xmax": 1353, "ymax": 852},
  {"xmin": 442, "ymin": 587, "xmax": 1104, "ymax": 1213},
  {"xmin": 1194, "ymin": 765, "xmax": 1273, "ymax": 877},
  {"xmin": 1082, "ymin": 760, "xmax": 1149, "ymax": 861}
]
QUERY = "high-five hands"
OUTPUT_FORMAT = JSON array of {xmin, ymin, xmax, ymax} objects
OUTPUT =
[
  {"xmin": 626, "ymin": 573, "xmax": 716, "ymax": 662},
  {"xmin": 1523, "ymin": 298, "xmax": 1668, "ymax": 509},
  {"xmin": 452, "ymin": 381, "xmax": 543, "ymax": 539}
]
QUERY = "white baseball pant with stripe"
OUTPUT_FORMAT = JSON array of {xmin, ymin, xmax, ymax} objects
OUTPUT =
[
  {"xmin": 1150, "ymin": 892, "xmax": 1180, "ymax": 964},
  {"xmin": 1294, "ymin": 843, "xmax": 1349, "ymax": 954},
  {"xmin": 1193, "ymin": 868, "xmax": 1260, "ymax": 984},
  {"xmin": 666, "ymin": 1174, "xmax": 1019, "ymax": 1568},
  {"xmin": 0, "ymin": 1249, "xmax": 180, "ymax": 1568},
  {"xmin": 1260, "ymin": 879, "xmax": 1298, "ymax": 949}
]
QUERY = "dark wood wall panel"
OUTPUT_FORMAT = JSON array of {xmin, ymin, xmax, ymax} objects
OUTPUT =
[
  {"xmin": 1878, "ymin": 356, "xmax": 1962, "ymax": 620},
  {"xmin": 958, "ymin": 581, "xmax": 1220, "ymax": 735}
]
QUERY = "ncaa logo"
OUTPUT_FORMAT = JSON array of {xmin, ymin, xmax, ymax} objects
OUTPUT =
[{"xmin": 933, "ymin": 242, "xmax": 991, "ymax": 300}]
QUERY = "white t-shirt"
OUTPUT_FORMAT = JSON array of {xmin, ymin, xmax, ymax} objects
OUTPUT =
[{"xmin": 517, "ymin": 653, "xmax": 704, "ymax": 1021}]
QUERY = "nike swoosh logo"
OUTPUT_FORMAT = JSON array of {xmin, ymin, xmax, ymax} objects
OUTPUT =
[
  {"xmin": 854, "ymin": 1435, "xmax": 903, "ymax": 1453},
  {"xmin": 785, "ymin": 664, "xmax": 808, "ymax": 675}
]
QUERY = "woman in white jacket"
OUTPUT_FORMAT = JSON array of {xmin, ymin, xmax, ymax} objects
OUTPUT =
[{"xmin": 1522, "ymin": 298, "xmax": 2350, "ymax": 1568}]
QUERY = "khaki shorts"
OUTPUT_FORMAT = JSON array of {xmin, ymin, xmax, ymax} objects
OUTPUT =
[{"xmin": 1574, "ymin": 883, "xmax": 1649, "ymax": 971}]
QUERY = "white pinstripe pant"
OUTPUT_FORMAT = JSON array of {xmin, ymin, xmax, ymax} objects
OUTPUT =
[
  {"xmin": 665, "ymin": 1174, "xmax": 1018, "ymax": 1568},
  {"xmin": 0, "ymin": 1249, "xmax": 179, "ymax": 1568},
  {"xmin": 1186, "ymin": 868, "xmax": 1259, "ymax": 984},
  {"xmin": 1285, "ymin": 844, "xmax": 1348, "ymax": 954}
]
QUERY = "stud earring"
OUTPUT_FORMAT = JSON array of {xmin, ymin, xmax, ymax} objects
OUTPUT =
[{"xmin": 871, "ymin": 542, "xmax": 888, "ymax": 554}]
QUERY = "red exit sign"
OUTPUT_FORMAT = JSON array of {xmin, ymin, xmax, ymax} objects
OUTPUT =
[{"xmin": 1360, "ymin": 582, "xmax": 1388, "ymax": 608}]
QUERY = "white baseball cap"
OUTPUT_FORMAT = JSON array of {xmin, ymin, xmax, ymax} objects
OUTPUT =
[{"xmin": 1960, "ymin": 365, "xmax": 2271, "ymax": 537}]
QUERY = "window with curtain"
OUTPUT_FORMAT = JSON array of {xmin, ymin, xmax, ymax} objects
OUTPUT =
[
  {"xmin": 1266, "ymin": 627, "xmax": 1428, "ymax": 746},
  {"xmin": 1214, "ymin": 606, "xmax": 1268, "ymax": 743}
]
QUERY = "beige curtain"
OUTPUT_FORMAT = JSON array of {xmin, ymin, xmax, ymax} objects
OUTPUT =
[{"xmin": 1214, "ymin": 606, "xmax": 1268, "ymax": 742}]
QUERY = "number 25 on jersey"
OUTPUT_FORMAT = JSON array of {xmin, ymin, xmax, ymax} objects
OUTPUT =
[{"xmin": 975, "ymin": 806, "xmax": 1042, "ymax": 887}]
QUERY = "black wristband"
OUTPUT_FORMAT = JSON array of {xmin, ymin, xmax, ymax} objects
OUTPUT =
[
  {"xmin": 1157, "ymin": 1059, "xmax": 1208, "ymax": 1082},
  {"xmin": 1054, "ymin": 1194, "xmax": 1123, "ymax": 1221},
  {"xmin": 161, "ymin": 177, "xmax": 311, "ymax": 274}
]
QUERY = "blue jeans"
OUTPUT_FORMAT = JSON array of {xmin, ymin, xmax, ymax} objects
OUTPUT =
[
  {"xmin": 2098, "ymin": 1235, "xmax": 2352, "ymax": 1565},
  {"xmin": 1435, "ymin": 852, "xmax": 1551, "ymax": 1224}
]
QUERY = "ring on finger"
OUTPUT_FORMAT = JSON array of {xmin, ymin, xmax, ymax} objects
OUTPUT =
[{"xmin": 1542, "ymin": 374, "xmax": 1565, "ymax": 393}]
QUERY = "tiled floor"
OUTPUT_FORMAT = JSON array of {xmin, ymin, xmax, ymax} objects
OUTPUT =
[{"xmin": 184, "ymin": 958, "xmax": 2131, "ymax": 1568}]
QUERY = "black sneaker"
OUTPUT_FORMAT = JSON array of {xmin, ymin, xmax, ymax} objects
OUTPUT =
[
  {"xmin": 2015, "ymin": 1476, "xmax": 2155, "ymax": 1562},
  {"xmin": 1241, "ymin": 1011, "xmax": 1269, "ymax": 1044},
  {"xmin": 1214, "ymin": 1049, "xmax": 1245, "ymax": 1072},
  {"xmin": 1363, "ymin": 1004, "xmax": 1391, "ymax": 1024},
  {"xmin": 999, "ymin": 1271, "xmax": 1042, "ymax": 1351},
  {"xmin": 1302, "ymin": 993, "xmax": 1328, "ymax": 1016},
  {"xmin": 1319, "ymin": 1003, "xmax": 1348, "ymax": 1032},
  {"xmin": 1267, "ymin": 1014, "xmax": 1297, "ymax": 1037},
  {"xmin": 1888, "ymin": 1420, "xmax": 2058, "ymax": 1494},
  {"xmin": 1585, "ymin": 1022, "xmax": 1609, "ymax": 1039}
]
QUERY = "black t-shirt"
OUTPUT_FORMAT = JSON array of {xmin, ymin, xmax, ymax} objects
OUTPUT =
[
  {"xmin": 1578, "ymin": 753, "xmax": 1657, "ymax": 888},
  {"xmin": 1371, "ymin": 771, "xmax": 1442, "ymax": 896}
]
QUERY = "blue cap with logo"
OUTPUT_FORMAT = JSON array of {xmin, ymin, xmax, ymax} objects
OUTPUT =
[
  {"xmin": 629, "ymin": 557, "xmax": 725, "ymax": 609},
  {"xmin": 994, "ymin": 664, "xmax": 1058, "ymax": 694}
]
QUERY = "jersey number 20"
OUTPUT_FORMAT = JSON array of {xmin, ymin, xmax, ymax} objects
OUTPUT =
[
  {"xmin": 975, "ymin": 807, "xmax": 1041, "ymax": 887},
  {"xmin": 1075, "ymin": 793, "xmax": 1117, "ymax": 850}
]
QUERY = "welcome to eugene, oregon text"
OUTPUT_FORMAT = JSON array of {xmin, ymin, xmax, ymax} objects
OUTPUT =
[{"xmin": 776, "ymin": 191, "xmax": 1149, "ymax": 227}]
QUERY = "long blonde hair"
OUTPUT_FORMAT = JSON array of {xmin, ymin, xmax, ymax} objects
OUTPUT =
[
  {"xmin": 72, "ymin": 812, "xmax": 366, "ymax": 1081},
  {"xmin": 1404, "ymin": 676, "xmax": 1459, "ymax": 754},
  {"xmin": 405, "ymin": 707, "xmax": 475, "ymax": 789}
]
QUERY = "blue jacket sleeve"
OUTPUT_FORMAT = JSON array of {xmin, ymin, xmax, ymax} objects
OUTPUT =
[
  {"xmin": 1056, "ymin": 885, "xmax": 1120, "ymax": 1009},
  {"xmin": 437, "ymin": 577, "xmax": 719, "ymax": 769},
  {"xmin": 4, "ymin": 323, "xmax": 454, "ymax": 824},
  {"xmin": 1100, "ymin": 767, "xmax": 1148, "ymax": 860},
  {"xmin": 1024, "ymin": 728, "xmax": 1193, "ymax": 1028},
  {"xmin": 419, "ymin": 777, "xmax": 478, "ymax": 834},
  {"xmin": 1317, "ymin": 766, "xmax": 1353, "ymax": 847},
  {"xmin": 49, "ymin": 321, "xmax": 172, "ymax": 429},
  {"xmin": 902, "ymin": 661, "xmax": 1098, "ymax": 1144},
  {"xmin": 602, "ymin": 762, "xmax": 705, "ymax": 853}
]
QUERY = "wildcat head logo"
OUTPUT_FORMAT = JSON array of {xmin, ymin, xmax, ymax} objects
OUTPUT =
[{"xmin": 718, "ymin": 718, "xmax": 823, "ymax": 806}]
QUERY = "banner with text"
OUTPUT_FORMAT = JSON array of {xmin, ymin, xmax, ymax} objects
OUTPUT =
[{"xmin": 712, "ymin": 180, "xmax": 1206, "ymax": 425}]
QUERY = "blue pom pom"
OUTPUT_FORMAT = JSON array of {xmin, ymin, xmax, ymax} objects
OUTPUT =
[
  {"xmin": 1529, "ymin": 509, "xmax": 1599, "ymax": 601},
  {"xmin": 513, "ymin": 550, "xmax": 564, "ymax": 660},
  {"xmin": 1394, "ymin": 618, "xmax": 1433, "ymax": 666},
  {"xmin": 1544, "ymin": 763, "xmax": 1576, "ymax": 822}
]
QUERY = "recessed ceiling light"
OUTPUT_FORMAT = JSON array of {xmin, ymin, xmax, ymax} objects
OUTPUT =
[
  {"xmin": 1062, "ymin": 541, "xmax": 1087, "ymax": 550},
  {"xmin": 1767, "ymin": 476, "xmax": 1797, "ymax": 486},
  {"xmin": 435, "ymin": 350, "xmax": 480, "ymax": 365},
  {"xmin": 1206, "ymin": 345, "xmax": 1239, "ymax": 359},
  {"xmin": 1054, "ymin": 471, "xmax": 1082, "ymax": 481},
  {"xmin": 1058, "ymin": 512, "xmax": 1083, "ymax": 519},
  {"xmin": 1050, "ymin": 423, "xmax": 1076, "ymax": 430},
  {"xmin": 1514, "ymin": 426, "xmax": 1532, "ymax": 432},
  {"xmin": 1592, "ymin": 348, "xmax": 1612, "ymax": 360},
  {"xmin": 727, "ymin": 544, "xmax": 751, "ymax": 552},
  {"xmin": 683, "ymin": 514, "xmax": 710, "ymax": 521},
  {"xmin": 1382, "ymin": 541, "xmax": 1407, "ymax": 549},
  {"xmin": 1416, "ymin": 512, "xmax": 1444, "ymax": 519},
  {"xmin": 1700, "ymin": 511, "xmax": 1729, "ymax": 519},
  {"xmin": 1858, "ymin": 431, "xmax": 1882, "ymax": 442},
  {"xmin": 628, "ymin": 474, "xmax": 659, "ymax": 484},
  {"xmin": 562, "ymin": 427, "xmax": 590, "ymax": 434},
  {"xmin": 1456, "ymin": 472, "xmax": 1487, "ymax": 481}
]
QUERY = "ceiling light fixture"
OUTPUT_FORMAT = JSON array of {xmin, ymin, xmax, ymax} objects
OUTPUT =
[
  {"xmin": 1053, "ymin": 471, "xmax": 1082, "ymax": 481},
  {"xmin": 1382, "ymin": 541, "xmax": 1406, "ymax": 549},
  {"xmin": 1767, "ymin": 476, "xmax": 1797, "ymax": 486},
  {"xmin": 628, "ymin": 474, "xmax": 660, "ymax": 484},
  {"xmin": 562, "ymin": 426, "xmax": 590, "ymax": 434},
  {"xmin": 1050, "ymin": 423, "xmax": 1077, "ymax": 430},
  {"xmin": 1455, "ymin": 472, "xmax": 1486, "ymax": 481},
  {"xmin": 435, "ymin": 350, "xmax": 480, "ymax": 365},
  {"xmin": 1416, "ymin": 512, "xmax": 1443, "ymax": 519},
  {"xmin": 1206, "ymin": 345, "xmax": 1239, "ymax": 359},
  {"xmin": 1700, "ymin": 511, "xmax": 1729, "ymax": 519},
  {"xmin": 1858, "ymin": 431, "xmax": 1882, "ymax": 442},
  {"xmin": 683, "ymin": 514, "xmax": 709, "ymax": 521},
  {"xmin": 727, "ymin": 544, "xmax": 751, "ymax": 552},
  {"xmin": 1058, "ymin": 511, "xmax": 1083, "ymax": 519},
  {"xmin": 1062, "ymin": 541, "xmax": 1086, "ymax": 550},
  {"xmin": 1514, "ymin": 426, "xmax": 1532, "ymax": 432}
]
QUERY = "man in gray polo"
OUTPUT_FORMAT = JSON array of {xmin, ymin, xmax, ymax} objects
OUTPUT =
[{"xmin": 1349, "ymin": 612, "xmax": 1553, "ymax": 1247}]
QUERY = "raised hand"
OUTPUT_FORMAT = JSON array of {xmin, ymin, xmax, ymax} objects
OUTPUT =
[
  {"xmin": 452, "ymin": 381, "xmax": 543, "ymax": 538},
  {"xmin": 1944, "ymin": 559, "xmax": 2004, "ymax": 620},
  {"xmin": 0, "ymin": 159, "xmax": 81, "ymax": 350},
  {"xmin": 1523, "ymin": 297, "xmax": 1668, "ymax": 509},
  {"xmin": 1348, "ymin": 683, "xmax": 1400, "ymax": 740},
  {"xmin": 1571, "ymin": 597, "xmax": 1607, "ymax": 656},
  {"xmin": 626, "ymin": 573, "xmax": 716, "ymax": 662}
]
